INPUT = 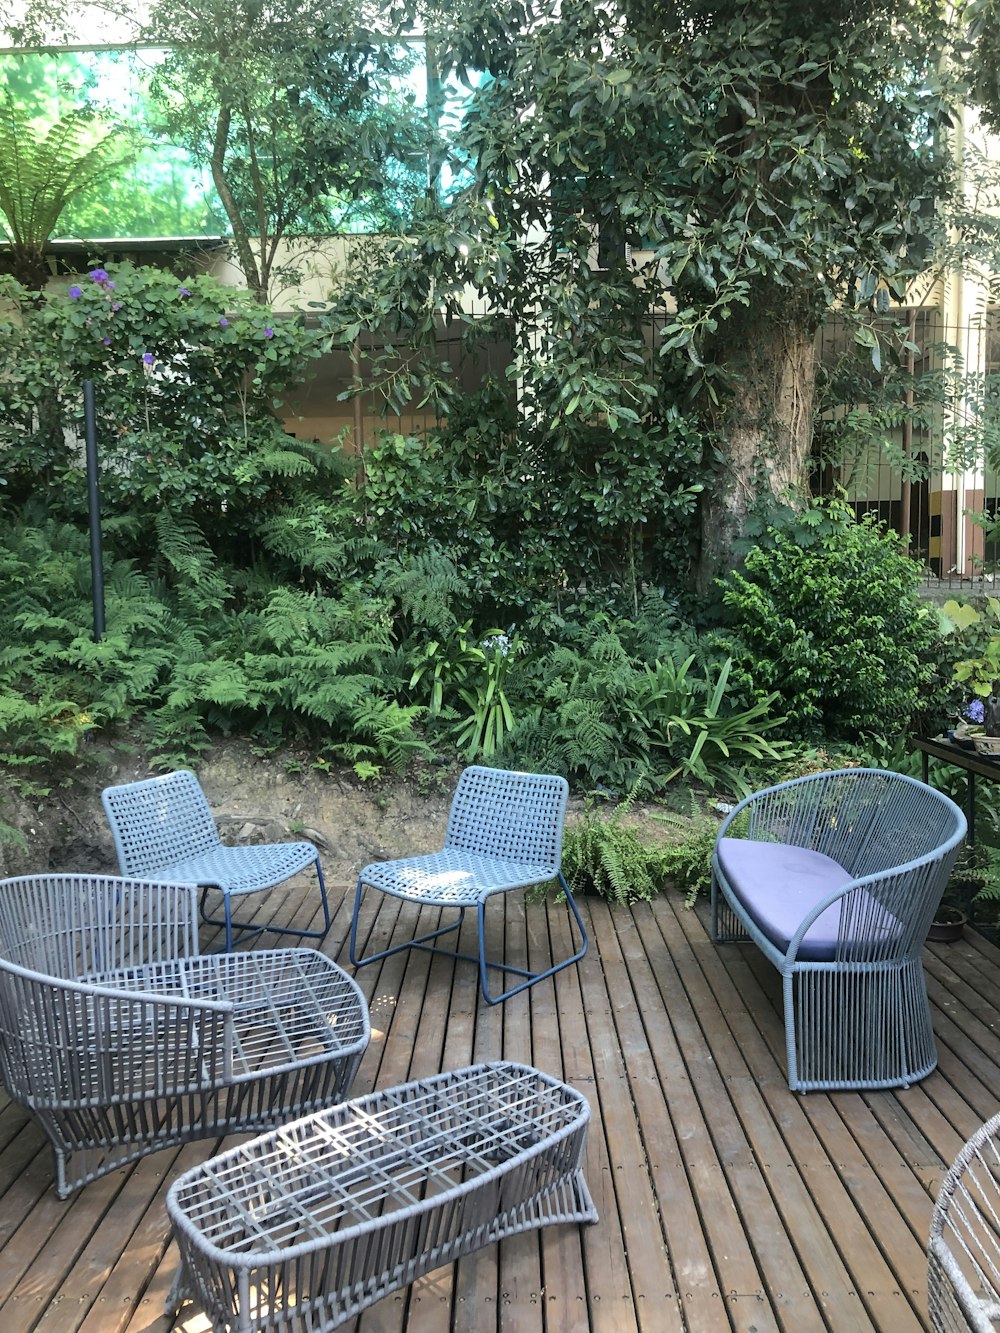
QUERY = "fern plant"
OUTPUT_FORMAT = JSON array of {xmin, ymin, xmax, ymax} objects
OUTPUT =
[
  {"xmin": 649, "ymin": 805, "xmax": 735, "ymax": 906},
  {"xmin": 0, "ymin": 95, "xmax": 138, "ymax": 289},
  {"xmin": 561, "ymin": 792, "xmax": 675, "ymax": 905}
]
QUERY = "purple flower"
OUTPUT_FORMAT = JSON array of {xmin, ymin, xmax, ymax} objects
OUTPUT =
[
  {"xmin": 111, "ymin": 302, "xmax": 121, "ymax": 312},
  {"xmin": 178, "ymin": 287, "xmax": 191, "ymax": 297},
  {"xmin": 965, "ymin": 699, "xmax": 986, "ymax": 724},
  {"xmin": 102, "ymin": 338, "xmax": 112, "ymax": 346},
  {"xmin": 263, "ymin": 327, "xmax": 274, "ymax": 338},
  {"xmin": 89, "ymin": 268, "xmax": 109, "ymax": 284},
  {"xmin": 219, "ymin": 317, "xmax": 229, "ymax": 328},
  {"xmin": 142, "ymin": 352, "xmax": 155, "ymax": 365},
  {"xmin": 68, "ymin": 285, "xmax": 82, "ymax": 300}
]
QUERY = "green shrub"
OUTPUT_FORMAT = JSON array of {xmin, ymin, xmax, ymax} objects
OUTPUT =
[
  {"xmin": 633, "ymin": 654, "xmax": 791, "ymax": 796},
  {"xmin": 0, "ymin": 264, "xmax": 331, "ymax": 569},
  {"xmin": 561, "ymin": 795, "xmax": 676, "ymax": 905},
  {"xmin": 497, "ymin": 618, "xmax": 789, "ymax": 796},
  {"xmin": 718, "ymin": 498, "xmax": 937, "ymax": 741}
]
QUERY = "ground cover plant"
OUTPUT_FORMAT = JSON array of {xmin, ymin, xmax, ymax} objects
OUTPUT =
[{"xmin": 0, "ymin": 261, "xmax": 961, "ymax": 821}]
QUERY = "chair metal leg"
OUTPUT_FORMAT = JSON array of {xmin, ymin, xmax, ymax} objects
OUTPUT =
[
  {"xmin": 477, "ymin": 874, "xmax": 588, "ymax": 1005},
  {"xmin": 349, "ymin": 877, "xmax": 466, "ymax": 968},
  {"xmin": 200, "ymin": 857, "xmax": 332, "ymax": 952},
  {"xmin": 349, "ymin": 874, "xmax": 589, "ymax": 1005}
]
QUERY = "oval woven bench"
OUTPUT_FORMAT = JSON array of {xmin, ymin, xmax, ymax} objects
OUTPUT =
[{"xmin": 166, "ymin": 1060, "xmax": 599, "ymax": 1332}]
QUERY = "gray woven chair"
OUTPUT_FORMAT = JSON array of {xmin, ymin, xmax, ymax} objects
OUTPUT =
[
  {"xmin": 350, "ymin": 765, "xmax": 588, "ymax": 1004},
  {"xmin": 929, "ymin": 1109, "xmax": 1000, "ymax": 1332},
  {"xmin": 0, "ymin": 873, "xmax": 370, "ymax": 1198},
  {"xmin": 102, "ymin": 769, "xmax": 331, "ymax": 950},
  {"xmin": 711, "ymin": 768, "xmax": 966, "ymax": 1092}
]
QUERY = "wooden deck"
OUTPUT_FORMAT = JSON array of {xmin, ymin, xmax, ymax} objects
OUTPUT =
[{"xmin": 1, "ymin": 877, "xmax": 998, "ymax": 1333}]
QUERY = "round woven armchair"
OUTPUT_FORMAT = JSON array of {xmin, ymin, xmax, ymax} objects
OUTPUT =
[
  {"xmin": 711, "ymin": 768, "xmax": 966, "ymax": 1092},
  {"xmin": 0, "ymin": 873, "xmax": 369, "ymax": 1197}
]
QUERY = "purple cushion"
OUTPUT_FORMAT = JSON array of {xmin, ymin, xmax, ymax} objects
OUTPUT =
[{"xmin": 717, "ymin": 838, "xmax": 902, "ymax": 961}]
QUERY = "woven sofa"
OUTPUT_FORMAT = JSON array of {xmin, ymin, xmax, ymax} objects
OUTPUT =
[
  {"xmin": 711, "ymin": 768, "xmax": 966, "ymax": 1092},
  {"xmin": 0, "ymin": 873, "xmax": 369, "ymax": 1197}
]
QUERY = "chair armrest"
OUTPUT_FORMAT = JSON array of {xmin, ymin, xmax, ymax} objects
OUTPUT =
[
  {"xmin": 783, "ymin": 853, "xmax": 955, "ymax": 965},
  {"xmin": 0, "ymin": 963, "xmax": 234, "ymax": 1107}
]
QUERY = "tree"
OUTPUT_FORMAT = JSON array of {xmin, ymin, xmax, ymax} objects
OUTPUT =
[
  {"xmin": 142, "ymin": 0, "xmax": 434, "ymax": 303},
  {"xmin": 966, "ymin": 0, "xmax": 1000, "ymax": 132},
  {"xmin": 330, "ymin": 0, "xmax": 977, "ymax": 591}
]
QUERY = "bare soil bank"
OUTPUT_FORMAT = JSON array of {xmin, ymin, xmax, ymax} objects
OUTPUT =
[{"xmin": 0, "ymin": 738, "xmax": 462, "ymax": 884}]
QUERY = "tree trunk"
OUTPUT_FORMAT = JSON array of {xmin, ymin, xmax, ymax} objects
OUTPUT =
[
  {"xmin": 10, "ymin": 246, "xmax": 51, "ymax": 291},
  {"xmin": 695, "ymin": 316, "xmax": 817, "ymax": 594},
  {"xmin": 210, "ymin": 105, "xmax": 265, "ymax": 301}
]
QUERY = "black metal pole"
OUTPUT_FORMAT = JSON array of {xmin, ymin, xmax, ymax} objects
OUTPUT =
[{"xmin": 83, "ymin": 379, "xmax": 105, "ymax": 642}]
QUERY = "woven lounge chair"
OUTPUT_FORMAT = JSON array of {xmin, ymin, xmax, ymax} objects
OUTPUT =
[
  {"xmin": 711, "ymin": 768, "xmax": 966, "ymax": 1092},
  {"xmin": 350, "ymin": 765, "xmax": 588, "ymax": 1004},
  {"xmin": 102, "ymin": 769, "xmax": 331, "ymax": 950},
  {"xmin": 0, "ymin": 873, "xmax": 370, "ymax": 1197},
  {"xmin": 928, "ymin": 1109, "xmax": 1000, "ymax": 1332}
]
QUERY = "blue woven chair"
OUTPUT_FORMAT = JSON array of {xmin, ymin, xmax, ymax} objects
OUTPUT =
[
  {"xmin": 102, "ymin": 770, "xmax": 331, "ymax": 951},
  {"xmin": 711, "ymin": 768, "xmax": 966, "ymax": 1092},
  {"xmin": 350, "ymin": 765, "xmax": 588, "ymax": 1004}
]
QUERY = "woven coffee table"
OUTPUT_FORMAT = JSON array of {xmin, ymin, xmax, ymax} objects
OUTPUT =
[{"xmin": 166, "ymin": 1060, "xmax": 597, "ymax": 1332}]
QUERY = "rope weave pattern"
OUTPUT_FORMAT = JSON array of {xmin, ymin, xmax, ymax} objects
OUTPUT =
[
  {"xmin": 351, "ymin": 766, "xmax": 587, "ymax": 1003},
  {"xmin": 102, "ymin": 769, "xmax": 330, "ymax": 949},
  {"xmin": 0, "ymin": 874, "xmax": 369, "ymax": 1197},
  {"xmin": 167, "ymin": 1061, "xmax": 597, "ymax": 1332},
  {"xmin": 929, "ymin": 1111, "xmax": 1000, "ymax": 1332}
]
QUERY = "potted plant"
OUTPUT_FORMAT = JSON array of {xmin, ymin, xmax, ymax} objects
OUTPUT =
[{"xmin": 930, "ymin": 844, "xmax": 998, "ymax": 941}]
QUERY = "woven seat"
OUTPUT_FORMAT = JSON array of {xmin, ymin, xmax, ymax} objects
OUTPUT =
[
  {"xmin": 711, "ymin": 768, "xmax": 966, "ymax": 1092},
  {"xmin": 0, "ymin": 873, "xmax": 369, "ymax": 1197},
  {"xmin": 102, "ymin": 769, "xmax": 331, "ymax": 950},
  {"xmin": 929, "ymin": 1110, "xmax": 1000, "ymax": 1332},
  {"xmin": 166, "ymin": 1060, "xmax": 598, "ymax": 1332},
  {"xmin": 349, "ymin": 765, "xmax": 588, "ymax": 1004}
]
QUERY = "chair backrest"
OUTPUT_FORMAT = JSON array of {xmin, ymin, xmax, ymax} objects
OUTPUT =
[
  {"xmin": 815, "ymin": 770, "xmax": 964, "ymax": 882},
  {"xmin": 739, "ymin": 769, "xmax": 965, "ymax": 878},
  {"xmin": 733, "ymin": 768, "xmax": 966, "ymax": 955},
  {"xmin": 0, "ymin": 873, "xmax": 199, "ymax": 981},
  {"xmin": 0, "ymin": 874, "xmax": 199, "ymax": 1105},
  {"xmin": 102, "ymin": 770, "xmax": 221, "ymax": 876},
  {"xmin": 444, "ymin": 767, "xmax": 569, "ymax": 871}
]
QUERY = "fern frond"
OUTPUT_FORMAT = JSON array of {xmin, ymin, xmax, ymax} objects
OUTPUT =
[
  {"xmin": 380, "ymin": 547, "xmax": 467, "ymax": 635},
  {"xmin": 0, "ymin": 94, "xmax": 138, "ymax": 256},
  {"xmin": 153, "ymin": 512, "xmax": 232, "ymax": 612}
]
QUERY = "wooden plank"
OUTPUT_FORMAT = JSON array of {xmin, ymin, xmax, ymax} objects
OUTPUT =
[
  {"xmin": 449, "ymin": 897, "xmax": 507, "ymax": 1332},
  {"xmin": 494, "ymin": 894, "xmax": 543, "ymax": 1333},
  {"xmin": 565, "ymin": 898, "xmax": 671, "ymax": 1333},
  {"xmin": 4, "ymin": 885, "xmax": 1000, "ymax": 1333},
  {"xmin": 523, "ymin": 896, "xmax": 591, "ymax": 1333},
  {"xmin": 619, "ymin": 900, "xmax": 778, "ymax": 1333},
  {"xmin": 0, "ymin": 1168, "xmax": 122, "ymax": 1328},
  {"xmin": 635, "ymin": 898, "xmax": 808, "ymax": 1332},
  {"xmin": 661, "ymin": 893, "xmax": 926, "ymax": 1332}
]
